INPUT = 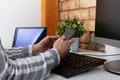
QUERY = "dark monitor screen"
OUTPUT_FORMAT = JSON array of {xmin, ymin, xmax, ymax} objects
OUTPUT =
[
  {"xmin": 12, "ymin": 27, "xmax": 47, "ymax": 47},
  {"xmin": 95, "ymin": 0, "xmax": 120, "ymax": 48},
  {"xmin": 95, "ymin": 0, "xmax": 120, "ymax": 75}
]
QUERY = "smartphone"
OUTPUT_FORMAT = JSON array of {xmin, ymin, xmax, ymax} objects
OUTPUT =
[{"xmin": 63, "ymin": 29, "xmax": 76, "ymax": 40}]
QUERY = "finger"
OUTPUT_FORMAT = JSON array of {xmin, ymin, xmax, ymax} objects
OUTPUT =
[
  {"xmin": 61, "ymin": 35, "xmax": 67, "ymax": 40},
  {"xmin": 69, "ymin": 38, "xmax": 74, "ymax": 44},
  {"xmin": 49, "ymin": 36, "xmax": 60, "ymax": 40},
  {"xmin": 50, "ymin": 36, "xmax": 60, "ymax": 39}
]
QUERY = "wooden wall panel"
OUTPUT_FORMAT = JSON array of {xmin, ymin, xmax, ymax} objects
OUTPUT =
[{"xmin": 41, "ymin": 0, "xmax": 59, "ymax": 36}]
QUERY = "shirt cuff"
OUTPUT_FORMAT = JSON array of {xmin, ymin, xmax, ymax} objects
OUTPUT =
[
  {"xmin": 51, "ymin": 48, "xmax": 60, "ymax": 65},
  {"xmin": 28, "ymin": 45, "xmax": 33, "ymax": 56}
]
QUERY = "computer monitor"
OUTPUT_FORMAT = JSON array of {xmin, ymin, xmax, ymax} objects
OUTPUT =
[
  {"xmin": 95, "ymin": 0, "xmax": 120, "ymax": 75},
  {"xmin": 12, "ymin": 27, "xmax": 47, "ymax": 47}
]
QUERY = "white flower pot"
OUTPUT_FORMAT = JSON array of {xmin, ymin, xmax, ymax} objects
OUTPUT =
[{"xmin": 70, "ymin": 37, "xmax": 80, "ymax": 52}]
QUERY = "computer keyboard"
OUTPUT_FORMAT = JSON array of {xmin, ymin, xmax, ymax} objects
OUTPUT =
[{"xmin": 52, "ymin": 52, "xmax": 106, "ymax": 78}]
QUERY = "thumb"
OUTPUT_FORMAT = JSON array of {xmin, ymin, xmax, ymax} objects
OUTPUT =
[
  {"xmin": 61, "ymin": 35, "xmax": 67, "ymax": 40},
  {"xmin": 69, "ymin": 38, "xmax": 74, "ymax": 44}
]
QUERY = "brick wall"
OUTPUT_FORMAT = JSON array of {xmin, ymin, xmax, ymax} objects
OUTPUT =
[{"xmin": 59, "ymin": 0, "xmax": 96, "ymax": 49}]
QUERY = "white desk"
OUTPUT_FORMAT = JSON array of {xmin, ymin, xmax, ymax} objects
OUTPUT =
[{"xmin": 47, "ymin": 45, "xmax": 120, "ymax": 80}]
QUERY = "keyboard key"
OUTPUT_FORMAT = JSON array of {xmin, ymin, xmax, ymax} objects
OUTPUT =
[{"xmin": 52, "ymin": 52, "xmax": 106, "ymax": 78}]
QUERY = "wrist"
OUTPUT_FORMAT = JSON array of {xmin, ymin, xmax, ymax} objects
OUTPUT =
[
  {"xmin": 51, "ymin": 48, "xmax": 60, "ymax": 65},
  {"xmin": 32, "ymin": 44, "xmax": 39, "ymax": 56},
  {"xmin": 28, "ymin": 46, "xmax": 33, "ymax": 56}
]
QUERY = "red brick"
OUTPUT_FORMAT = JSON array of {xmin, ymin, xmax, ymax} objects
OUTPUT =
[
  {"xmin": 80, "ymin": 31, "xmax": 91, "ymax": 43},
  {"xmin": 60, "ymin": 0, "xmax": 66, "ymax": 2},
  {"xmin": 84, "ymin": 20, "xmax": 95, "ymax": 31},
  {"xmin": 80, "ymin": 0, "xmax": 96, "ymax": 8},
  {"xmin": 60, "ymin": 11, "xmax": 69, "ymax": 21},
  {"xmin": 90, "ymin": 8, "xmax": 96, "ymax": 19},
  {"xmin": 80, "ymin": 43, "xmax": 89, "ymax": 49},
  {"xmin": 69, "ymin": 9, "xmax": 89, "ymax": 20},
  {"xmin": 59, "ymin": 3, "xmax": 62, "ymax": 11},
  {"xmin": 62, "ymin": 0, "xmax": 80, "ymax": 10},
  {"xmin": 59, "ymin": 0, "xmax": 96, "ymax": 44}
]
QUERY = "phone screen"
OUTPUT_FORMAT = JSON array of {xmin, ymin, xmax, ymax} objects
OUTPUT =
[{"xmin": 63, "ymin": 29, "xmax": 76, "ymax": 40}]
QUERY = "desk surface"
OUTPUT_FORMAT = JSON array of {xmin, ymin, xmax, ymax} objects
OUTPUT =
[{"xmin": 47, "ymin": 45, "xmax": 120, "ymax": 80}]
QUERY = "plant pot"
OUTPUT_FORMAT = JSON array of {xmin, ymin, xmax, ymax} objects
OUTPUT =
[{"xmin": 70, "ymin": 37, "xmax": 80, "ymax": 52}]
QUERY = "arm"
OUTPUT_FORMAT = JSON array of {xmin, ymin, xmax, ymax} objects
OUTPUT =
[
  {"xmin": 0, "ymin": 36, "xmax": 73, "ymax": 80},
  {"xmin": 0, "ymin": 47, "xmax": 60, "ymax": 80},
  {"xmin": 4, "ymin": 36, "xmax": 60, "ymax": 59},
  {"xmin": 2, "ymin": 34, "xmax": 73, "ymax": 59},
  {"xmin": 4, "ymin": 46, "xmax": 32, "ymax": 59}
]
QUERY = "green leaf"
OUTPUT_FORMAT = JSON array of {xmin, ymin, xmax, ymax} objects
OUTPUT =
[
  {"xmin": 72, "ymin": 23, "xmax": 77, "ymax": 28},
  {"xmin": 56, "ymin": 17, "xmax": 86, "ymax": 36}
]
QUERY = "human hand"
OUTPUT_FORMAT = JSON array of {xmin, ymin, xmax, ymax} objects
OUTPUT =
[
  {"xmin": 32, "ymin": 36, "xmax": 59, "ymax": 55},
  {"xmin": 53, "ymin": 35, "xmax": 74, "ymax": 58}
]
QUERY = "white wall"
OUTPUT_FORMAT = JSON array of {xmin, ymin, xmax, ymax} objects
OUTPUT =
[{"xmin": 0, "ymin": 0, "xmax": 41, "ymax": 48}]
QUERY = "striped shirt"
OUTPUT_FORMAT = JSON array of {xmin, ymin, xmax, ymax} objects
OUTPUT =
[{"xmin": 0, "ymin": 39, "xmax": 60, "ymax": 80}]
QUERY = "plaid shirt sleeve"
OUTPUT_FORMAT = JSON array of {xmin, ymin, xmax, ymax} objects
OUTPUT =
[
  {"xmin": 0, "ymin": 40, "xmax": 60, "ymax": 80},
  {"xmin": 4, "ymin": 46, "xmax": 33, "ymax": 59}
]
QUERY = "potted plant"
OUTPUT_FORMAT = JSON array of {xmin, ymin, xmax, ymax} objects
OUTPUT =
[{"xmin": 56, "ymin": 17, "xmax": 86, "ymax": 52}]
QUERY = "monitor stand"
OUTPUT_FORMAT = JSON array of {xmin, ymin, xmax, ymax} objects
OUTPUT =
[{"xmin": 104, "ymin": 60, "xmax": 120, "ymax": 75}]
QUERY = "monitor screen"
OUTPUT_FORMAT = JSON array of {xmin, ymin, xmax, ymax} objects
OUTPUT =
[
  {"xmin": 95, "ymin": 0, "xmax": 120, "ymax": 48},
  {"xmin": 95, "ymin": 0, "xmax": 120, "ymax": 75},
  {"xmin": 12, "ymin": 27, "xmax": 47, "ymax": 47}
]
